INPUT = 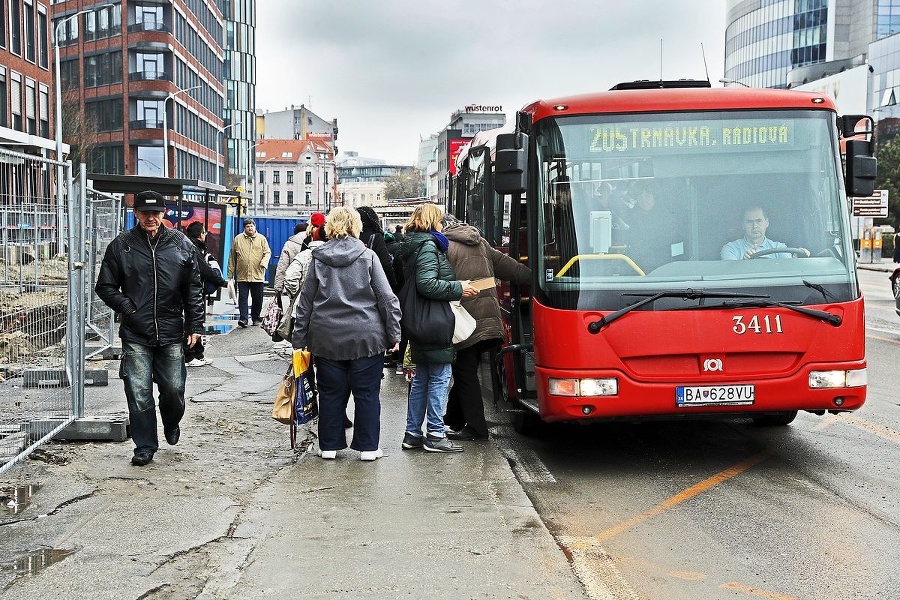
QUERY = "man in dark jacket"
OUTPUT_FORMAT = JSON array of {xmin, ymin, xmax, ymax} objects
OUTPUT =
[{"xmin": 96, "ymin": 190, "xmax": 205, "ymax": 467}]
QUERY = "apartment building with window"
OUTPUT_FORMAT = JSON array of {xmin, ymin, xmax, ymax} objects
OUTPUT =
[
  {"xmin": 1, "ymin": 0, "xmax": 55, "ymax": 154},
  {"xmin": 49, "ymin": 0, "xmax": 255, "ymax": 183},
  {"xmin": 253, "ymin": 138, "xmax": 336, "ymax": 217}
]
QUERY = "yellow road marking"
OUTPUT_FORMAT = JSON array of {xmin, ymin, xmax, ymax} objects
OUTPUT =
[
  {"xmin": 866, "ymin": 332, "xmax": 900, "ymax": 345},
  {"xmin": 594, "ymin": 451, "xmax": 771, "ymax": 542},
  {"xmin": 843, "ymin": 414, "xmax": 900, "ymax": 445},
  {"xmin": 720, "ymin": 581, "xmax": 799, "ymax": 599}
]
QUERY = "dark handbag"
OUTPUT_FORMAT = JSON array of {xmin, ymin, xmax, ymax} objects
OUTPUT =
[{"xmin": 398, "ymin": 248, "xmax": 454, "ymax": 346}]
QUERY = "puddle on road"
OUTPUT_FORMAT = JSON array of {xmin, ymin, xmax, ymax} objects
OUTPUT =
[
  {"xmin": 204, "ymin": 313, "xmax": 239, "ymax": 335},
  {"xmin": 1, "ymin": 484, "xmax": 41, "ymax": 516},
  {"xmin": 0, "ymin": 548, "xmax": 76, "ymax": 580}
]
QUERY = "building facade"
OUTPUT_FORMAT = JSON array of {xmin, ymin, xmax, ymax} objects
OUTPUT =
[
  {"xmin": 258, "ymin": 104, "xmax": 337, "ymax": 144},
  {"xmin": 220, "ymin": 0, "xmax": 256, "ymax": 189},
  {"xmin": 724, "ymin": 0, "xmax": 878, "ymax": 89},
  {"xmin": 252, "ymin": 137, "xmax": 335, "ymax": 217},
  {"xmin": 1, "ymin": 0, "xmax": 56, "ymax": 154},
  {"xmin": 47, "ymin": 0, "xmax": 254, "ymax": 184},
  {"xmin": 336, "ymin": 151, "xmax": 415, "ymax": 208},
  {"xmin": 434, "ymin": 106, "xmax": 505, "ymax": 205}
]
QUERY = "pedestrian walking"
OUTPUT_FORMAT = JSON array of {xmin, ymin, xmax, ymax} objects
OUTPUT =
[
  {"xmin": 397, "ymin": 204, "xmax": 477, "ymax": 453},
  {"xmin": 95, "ymin": 190, "xmax": 205, "ymax": 466},
  {"xmin": 183, "ymin": 221, "xmax": 226, "ymax": 367},
  {"xmin": 292, "ymin": 206, "xmax": 401, "ymax": 461},
  {"xmin": 227, "ymin": 218, "xmax": 271, "ymax": 327},
  {"xmin": 442, "ymin": 214, "xmax": 530, "ymax": 441}
]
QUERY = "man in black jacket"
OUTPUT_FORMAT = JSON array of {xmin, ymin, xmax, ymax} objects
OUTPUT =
[{"xmin": 96, "ymin": 190, "xmax": 205, "ymax": 466}]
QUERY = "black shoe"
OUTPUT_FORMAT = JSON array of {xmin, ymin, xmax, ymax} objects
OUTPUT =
[
  {"xmin": 131, "ymin": 451, "xmax": 154, "ymax": 466},
  {"xmin": 401, "ymin": 432, "xmax": 424, "ymax": 449},
  {"xmin": 446, "ymin": 425, "xmax": 484, "ymax": 441},
  {"xmin": 164, "ymin": 426, "xmax": 180, "ymax": 445},
  {"xmin": 237, "ymin": 320, "xmax": 248, "ymax": 328}
]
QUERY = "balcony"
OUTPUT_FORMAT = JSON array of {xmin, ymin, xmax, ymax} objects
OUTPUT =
[
  {"xmin": 129, "ymin": 119, "xmax": 164, "ymax": 130},
  {"xmin": 128, "ymin": 70, "xmax": 170, "ymax": 82},
  {"xmin": 127, "ymin": 21, "xmax": 171, "ymax": 34}
]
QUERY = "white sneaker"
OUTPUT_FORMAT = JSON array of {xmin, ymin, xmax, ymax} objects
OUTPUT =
[
  {"xmin": 318, "ymin": 449, "xmax": 337, "ymax": 459},
  {"xmin": 359, "ymin": 449, "xmax": 384, "ymax": 461},
  {"xmin": 186, "ymin": 358, "xmax": 212, "ymax": 367}
]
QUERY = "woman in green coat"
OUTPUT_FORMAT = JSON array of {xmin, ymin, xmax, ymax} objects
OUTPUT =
[{"xmin": 398, "ymin": 204, "xmax": 477, "ymax": 453}]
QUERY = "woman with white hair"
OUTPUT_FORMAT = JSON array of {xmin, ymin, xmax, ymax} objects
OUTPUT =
[{"xmin": 292, "ymin": 206, "xmax": 401, "ymax": 461}]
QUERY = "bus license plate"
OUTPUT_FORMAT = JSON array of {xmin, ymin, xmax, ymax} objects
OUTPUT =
[{"xmin": 676, "ymin": 384, "xmax": 755, "ymax": 406}]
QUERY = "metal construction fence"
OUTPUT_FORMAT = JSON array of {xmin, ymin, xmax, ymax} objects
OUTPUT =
[{"xmin": 0, "ymin": 151, "xmax": 120, "ymax": 475}]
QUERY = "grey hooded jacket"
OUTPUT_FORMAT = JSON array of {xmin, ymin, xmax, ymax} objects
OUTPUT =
[{"xmin": 292, "ymin": 236, "xmax": 401, "ymax": 360}]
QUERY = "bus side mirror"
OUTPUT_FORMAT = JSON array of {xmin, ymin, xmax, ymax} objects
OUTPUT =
[
  {"xmin": 494, "ymin": 132, "xmax": 528, "ymax": 194},
  {"xmin": 845, "ymin": 139, "xmax": 876, "ymax": 197}
]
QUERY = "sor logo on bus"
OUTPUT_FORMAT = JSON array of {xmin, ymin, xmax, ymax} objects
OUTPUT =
[
  {"xmin": 732, "ymin": 315, "xmax": 784, "ymax": 335},
  {"xmin": 703, "ymin": 359, "xmax": 723, "ymax": 372}
]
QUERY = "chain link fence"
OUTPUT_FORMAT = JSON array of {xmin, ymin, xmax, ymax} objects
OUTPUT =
[{"xmin": 0, "ymin": 151, "xmax": 119, "ymax": 474}]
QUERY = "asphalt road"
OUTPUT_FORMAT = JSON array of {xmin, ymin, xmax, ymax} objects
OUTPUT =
[{"xmin": 490, "ymin": 268, "xmax": 900, "ymax": 600}]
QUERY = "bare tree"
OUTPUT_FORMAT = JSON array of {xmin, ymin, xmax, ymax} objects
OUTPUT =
[
  {"xmin": 384, "ymin": 168, "xmax": 425, "ymax": 200},
  {"xmin": 61, "ymin": 95, "xmax": 99, "ymax": 169}
]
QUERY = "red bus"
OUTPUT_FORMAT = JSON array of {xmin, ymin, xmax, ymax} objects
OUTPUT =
[{"xmin": 449, "ymin": 80, "xmax": 876, "ymax": 433}]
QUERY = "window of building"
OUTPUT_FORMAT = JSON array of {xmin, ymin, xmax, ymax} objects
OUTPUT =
[
  {"xmin": 24, "ymin": 78, "xmax": 36, "ymax": 134},
  {"xmin": 136, "ymin": 146, "xmax": 164, "ymax": 176},
  {"xmin": 287, "ymin": 170, "xmax": 293, "ymax": 184},
  {"xmin": 135, "ymin": 99, "xmax": 163, "ymax": 128},
  {"xmin": 39, "ymin": 84, "xmax": 49, "ymax": 137},
  {"xmin": 324, "ymin": 171, "xmax": 329, "ymax": 184},
  {"xmin": 259, "ymin": 170, "xmax": 265, "ymax": 183},
  {"xmin": 273, "ymin": 191, "xmax": 280, "ymax": 205},
  {"xmin": 273, "ymin": 170, "xmax": 280, "ymax": 184},
  {"xmin": 305, "ymin": 191, "xmax": 311, "ymax": 205},
  {"xmin": 88, "ymin": 98, "xmax": 123, "ymax": 131},
  {"xmin": 37, "ymin": 8, "xmax": 48, "ymax": 68},
  {"xmin": 305, "ymin": 171, "xmax": 312, "ymax": 185},
  {"xmin": 10, "ymin": 0, "xmax": 22, "ymax": 55},
  {"xmin": 84, "ymin": 51, "xmax": 122, "ymax": 87},
  {"xmin": 11, "ymin": 72, "xmax": 22, "ymax": 130},
  {"xmin": 0, "ymin": 0, "xmax": 6, "ymax": 48},
  {"xmin": 134, "ymin": 51, "xmax": 164, "ymax": 80},
  {"xmin": 0, "ymin": 68, "xmax": 6, "ymax": 128},
  {"xmin": 287, "ymin": 191, "xmax": 294, "ymax": 205},
  {"xmin": 134, "ymin": 4, "xmax": 164, "ymax": 31},
  {"xmin": 83, "ymin": 4, "xmax": 121, "ymax": 41},
  {"xmin": 24, "ymin": 0, "xmax": 35, "ymax": 63},
  {"xmin": 89, "ymin": 145, "xmax": 124, "ymax": 175},
  {"xmin": 258, "ymin": 191, "xmax": 264, "ymax": 206}
]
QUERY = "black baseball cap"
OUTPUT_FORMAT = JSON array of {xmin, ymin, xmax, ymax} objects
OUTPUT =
[{"xmin": 134, "ymin": 190, "xmax": 166, "ymax": 212}]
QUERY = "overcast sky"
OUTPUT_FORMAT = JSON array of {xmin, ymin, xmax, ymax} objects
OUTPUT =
[{"xmin": 256, "ymin": 2, "xmax": 728, "ymax": 165}]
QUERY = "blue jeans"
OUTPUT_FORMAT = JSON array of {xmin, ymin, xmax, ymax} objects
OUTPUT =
[
  {"xmin": 406, "ymin": 361, "xmax": 452, "ymax": 438},
  {"xmin": 315, "ymin": 354, "xmax": 384, "ymax": 452},
  {"xmin": 119, "ymin": 340, "xmax": 186, "ymax": 455},
  {"xmin": 237, "ymin": 281, "xmax": 264, "ymax": 322}
]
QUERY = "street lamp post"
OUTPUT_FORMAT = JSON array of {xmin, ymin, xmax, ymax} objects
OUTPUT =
[
  {"xmin": 162, "ymin": 85, "xmax": 201, "ymax": 177},
  {"xmin": 216, "ymin": 121, "xmax": 242, "ymax": 185}
]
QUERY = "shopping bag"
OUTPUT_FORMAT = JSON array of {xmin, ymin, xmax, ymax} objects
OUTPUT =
[
  {"xmin": 292, "ymin": 349, "xmax": 318, "ymax": 426},
  {"xmin": 272, "ymin": 364, "xmax": 294, "ymax": 425},
  {"xmin": 227, "ymin": 280, "xmax": 237, "ymax": 305},
  {"xmin": 260, "ymin": 297, "xmax": 283, "ymax": 337},
  {"xmin": 450, "ymin": 301, "xmax": 476, "ymax": 344}
]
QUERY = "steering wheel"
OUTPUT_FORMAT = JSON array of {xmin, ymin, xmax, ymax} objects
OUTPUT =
[{"xmin": 749, "ymin": 247, "xmax": 810, "ymax": 259}]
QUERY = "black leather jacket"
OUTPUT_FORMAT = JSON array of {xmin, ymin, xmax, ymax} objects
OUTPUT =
[{"xmin": 96, "ymin": 225, "xmax": 204, "ymax": 346}]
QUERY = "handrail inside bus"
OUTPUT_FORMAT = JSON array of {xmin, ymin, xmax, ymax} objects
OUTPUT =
[{"xmin": 555, "ymin": 253, "xmax": 645, "ymax": 278}]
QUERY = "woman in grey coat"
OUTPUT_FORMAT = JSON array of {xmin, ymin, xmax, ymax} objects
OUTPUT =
[{"xmin": 292, "ymin": 207, "xmax": 401, "ymax": 461}]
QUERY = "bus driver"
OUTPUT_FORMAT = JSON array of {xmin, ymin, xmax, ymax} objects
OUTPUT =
[{"xmin": 721, "ymin": 206, "xmax": 791, "ymax": 260}]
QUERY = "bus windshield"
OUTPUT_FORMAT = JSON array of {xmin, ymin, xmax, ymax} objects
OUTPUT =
[{"xmin": 533, "ymin": 109, "xmax": 859, "ymax": 312}]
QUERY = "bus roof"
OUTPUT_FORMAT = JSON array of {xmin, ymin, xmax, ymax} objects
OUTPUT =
[{"xmin": 522, "ymin": 87, "xmax": 838, "ymax": 122}]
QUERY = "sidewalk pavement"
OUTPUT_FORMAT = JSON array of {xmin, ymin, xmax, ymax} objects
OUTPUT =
[
  {"xmin": 857, "ymin": 258, "xmax": 896, "ymax": 273},
  {"xmin": 0, "ymin": 298, "xmax": 588, "ymax": 599}
]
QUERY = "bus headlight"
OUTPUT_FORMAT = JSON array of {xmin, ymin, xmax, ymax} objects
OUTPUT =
[
  {"xmin": 549, "ymin": 377, "xmax": 618, "ymax": 397},
  {"xmin": 809, "ymin": 368, "xmax": 867, "ymax": 389}
]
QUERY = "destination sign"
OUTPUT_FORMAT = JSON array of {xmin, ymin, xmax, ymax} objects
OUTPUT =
[{"xmin": 588, "ymin": 120, "xmax": 794, "ymax": 154}]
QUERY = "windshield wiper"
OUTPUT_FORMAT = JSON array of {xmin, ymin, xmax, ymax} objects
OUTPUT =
[
  {"xmin": 587, "ymin": 289, "xmax": 768, "ymax": 334},
  {"xmin": 720, "ymin": 299, "xmax": 842, "ymax": 326},
  {"xmin": 802, "ymin": 279, "xmax": 839, "ymax": 302}
]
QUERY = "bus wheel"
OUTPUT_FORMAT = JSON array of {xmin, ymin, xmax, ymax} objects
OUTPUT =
[
  {"xmin": 752, "ymin": 410, "xmax": 798, "ymax": 426},
  {"xmin": 512, "ymin": 404, "xmax": 546, "ymax": 436}
]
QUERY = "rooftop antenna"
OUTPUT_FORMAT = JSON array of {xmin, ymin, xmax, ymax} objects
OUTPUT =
[
  {"xmin": 701, "ymin": 42, "xmax": 711, "ymax": 85},
  {"xmin": 660, "ymin": 39, "xmax": 664, "ymax": 81}
]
